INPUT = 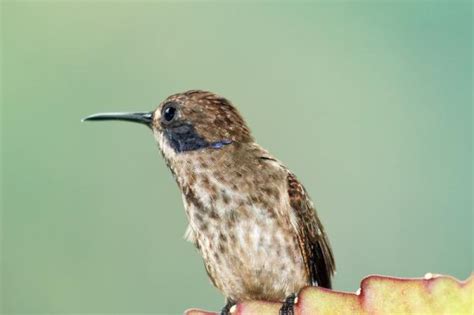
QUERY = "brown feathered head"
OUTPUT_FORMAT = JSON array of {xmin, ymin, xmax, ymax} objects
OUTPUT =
[{"xmin": 83, "ymin": 90, "xmax": 253, "ymax": 158}]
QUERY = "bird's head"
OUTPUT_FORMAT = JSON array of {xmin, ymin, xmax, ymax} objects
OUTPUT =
[{"xmin": 83, "ymin": 90, "xmax": 253, "ymax": 162}]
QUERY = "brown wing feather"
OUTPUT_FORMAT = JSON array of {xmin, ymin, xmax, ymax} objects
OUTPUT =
[{"xmin": 287, "ymin": 173, "xmax": 335, "ymax": 289}]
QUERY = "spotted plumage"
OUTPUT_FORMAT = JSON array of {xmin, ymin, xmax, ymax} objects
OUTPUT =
[{"xmin": 83, "ymin": 90, "xmax": 335, "ymax": 314}]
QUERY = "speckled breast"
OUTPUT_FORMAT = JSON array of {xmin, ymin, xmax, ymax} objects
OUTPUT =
[{"xmin": 180, "ymin": 158, "xmax": 309, "ymax": 302}]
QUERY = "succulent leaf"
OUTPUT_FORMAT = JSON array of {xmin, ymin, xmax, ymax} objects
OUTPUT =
[{"xmin": 186, "ymin": 274, "xmax": 473, "ymax": 315}]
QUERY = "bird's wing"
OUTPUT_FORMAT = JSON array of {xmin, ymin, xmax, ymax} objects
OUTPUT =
[{"xmin": 286, "ymin": 172, "xmax": 336, "ymax": 289}]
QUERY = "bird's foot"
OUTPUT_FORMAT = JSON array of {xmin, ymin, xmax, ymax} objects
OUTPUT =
[
  {"xmin": 220, "ymin": 298, "xmax": 236, "ymax": 315},
  {"xmin": 279, "ymin": 293, "xmax": 297, "ymax": 315}
]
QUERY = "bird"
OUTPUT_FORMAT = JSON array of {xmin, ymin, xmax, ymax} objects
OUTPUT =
[{"xmin": 83, "ymin": 90, "xmax": 335, "ymax": 315}]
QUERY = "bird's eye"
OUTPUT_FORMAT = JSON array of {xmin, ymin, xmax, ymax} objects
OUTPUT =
[{"xmin": 162, "ymin": 104, "xmax": 177, "ymax": 122}]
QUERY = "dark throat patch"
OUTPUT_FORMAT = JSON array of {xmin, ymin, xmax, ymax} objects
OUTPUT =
[{"xmin": 164, "ymin": 123, "xmax": 232, "ymax": 153}]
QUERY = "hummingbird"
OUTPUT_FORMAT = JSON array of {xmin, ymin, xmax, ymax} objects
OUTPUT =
[{"xmin": 83, "ymin": 90, "xmax": 335, "ymax": 315}]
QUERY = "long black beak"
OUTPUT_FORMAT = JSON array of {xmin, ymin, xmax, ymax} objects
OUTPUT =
[{"xmin": 82, "ymin": 112, "xmax": 153, "ymax": 127}]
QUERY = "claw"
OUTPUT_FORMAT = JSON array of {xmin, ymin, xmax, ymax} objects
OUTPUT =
[
  {"xmin": 220, "ymin": 298, "xmax": 236, "ymax": 315},
  {"xmin": 279, "ymin": 293, "xmax": 297, "ymax": 315}
]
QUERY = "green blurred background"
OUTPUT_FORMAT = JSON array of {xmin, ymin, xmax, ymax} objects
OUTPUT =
[{"xmin": 1, "ymin": 1, "xmax": 472, "ymax": 314}]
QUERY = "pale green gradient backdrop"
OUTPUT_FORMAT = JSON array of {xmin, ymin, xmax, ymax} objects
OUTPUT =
[{"xmin": 1, "ymin": 1, "xmax": 472, "ymax": 314}]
